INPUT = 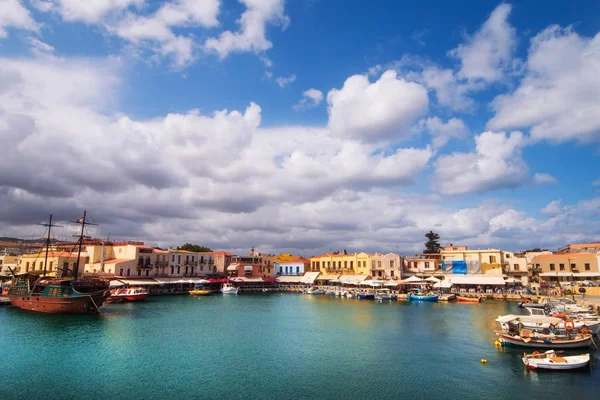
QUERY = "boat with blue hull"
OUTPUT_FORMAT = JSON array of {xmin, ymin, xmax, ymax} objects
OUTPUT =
[
  {"xmin": 359, "ymin": 291, "xmax": 375, "ymax": 300},
  {"xmin": 407, "ymin": 293, "xmax": 439, "ymax": 302}
]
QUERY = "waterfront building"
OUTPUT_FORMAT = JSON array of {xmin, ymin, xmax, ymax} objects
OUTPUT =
[
  {"xmin": 167, "ymin": 250, "xmax": 200, "ymax": 277},
  {"xmin": 227, "ymin": 254, "xmax": 272, "ymax": 279},
  {"xmin": 83, "ymin": 241, "xmax": 163, "ymax": 277},
  {"xmin": 369, "ymin": 253, "xmax": 402, "ymax": 280},
  {"xmin": 533, "ymin": 253, "xmax": 600, "ymax": 283},
  {"xmin": 198, "ymin": 251, "xmax": 234, "ymax": 277},
  {"xmin": 0, "ymin": 253, "xmax": 19, "ymax": 275},
  {"xmin": 310, "ymin": 252, "xmax": 371, "ymax": 277},
  {"xmin": 556, "ymin": 242, "xmax": 600, "ymax": 254},
  {"xmin": 275, "ymin": 257, "xmax": 310, "ymax": 276},
  {"xmin": 441, "ymin": 246, "xmax": 514, "ymax": 276},
  {"xmin": 19, "ymin": 251, "xmax": 82, "ymax": 277},
  {"xmin": 404, "ymin": 255, "xmax": 441, "ymax": 276}
]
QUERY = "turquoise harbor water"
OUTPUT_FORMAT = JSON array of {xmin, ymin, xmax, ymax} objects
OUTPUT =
[{"xmin": 1, "ymin": 295, "xmax": 598, "ymax": 399}]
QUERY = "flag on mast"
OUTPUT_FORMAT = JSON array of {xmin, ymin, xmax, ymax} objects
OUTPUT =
[{"xmin": 77, "ymin": 217, "xmax": 84, "ymax": 223}]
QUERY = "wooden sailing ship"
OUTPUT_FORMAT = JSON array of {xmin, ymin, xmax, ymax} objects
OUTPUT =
[{"xmin": 7, "ymin": 212, "xmax": 111, "ymax": 314}]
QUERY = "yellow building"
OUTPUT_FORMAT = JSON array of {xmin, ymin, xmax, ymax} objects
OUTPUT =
[
  {"xmin": 0, "ymin": 254, "xmax": 20, "ymax": 275},
  {"xmin": 274, "ymin": 253, "xmax": 303, "ymax": 263},
  {"xmin": 440, "ymin": 246, "xmax": 523, "ymax": 276},
  {"xmin": 310, "ymin": 252, "xmax": 371, "ymax": 276},
  {"xmin": 533, "ymin": 253, "xmax": 600, "ymax": 283},
  {"xmin": 19, "ymin": 251, "xmax": 83, "ymax": 277}
]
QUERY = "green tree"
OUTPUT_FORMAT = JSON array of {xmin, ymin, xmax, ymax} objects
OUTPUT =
[
  {"xmin": 423, "ymin": 231, "xmax": 441, "ymax": 254},
  {"xmin": 176, "ymin": 243, "xmax": 212, "ymax": 252}
]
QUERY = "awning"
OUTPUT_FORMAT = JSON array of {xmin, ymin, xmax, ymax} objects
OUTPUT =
[
  {"xmin": 339, "ymin": 275, "xmax": 368, "ymax": 284},
  {"xmin": 109, "ymin": 279, "xmax": 125, "ymax": 288},
  {"xmin": 425, "ymin": 276, "xmax": 441, "ymax": 283},
  {"xmin": 227, "ymin": 265, "xmax": 238, "ymax": 271},
  {"xmin": 244, "ymin": 266, "xmax": 253, "ymax": 272},
  {"xmin": 445, "ymin": 275, "xmax": 505, "ymax": 285},
  {"xmin": 404, "ymin": 276, "xmax": 426, "ymax": 283},
  {"xmin": 301, "ymin": 272, "xmax": 320, "ymax": 284},
  {"xmin": 233, "ymin": 277, "xmax": 263, "ymax": 283},
  {"xmin": 539, "ymin": 272, "xmax": 574, "ymax": 277},
  {"xmin": 316, "ymin": 274, "xmax": 339, "ymax": 281},
  {"xmin": 361, "ymin": 280, "xmax": 384, "ymax": 287},
  {"xmin": 433, "ymin": 281, "xmax": 452, "ymax": 289},
  {"xmin": 539, "ymin": 272, "xmax": 600, "ymax": 278},
  {"xmin": 119, "ymin": 279, "xmax": 161, "ymax": 286},
  {"xmin": 384, "ymin": 281, "xmax": 401, "ymax": 287},
  {"xmin": 574, "ymin": 272, "xmax": 600, "ymax": 277},
  {"xmin": 277, "ymin": 276, "xmax": 304, "ymax": 283}
]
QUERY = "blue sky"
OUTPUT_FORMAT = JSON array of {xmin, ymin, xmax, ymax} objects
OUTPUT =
[{"xmin": 0, "ymin": 0, "xmax": 599, "ymax": 255}]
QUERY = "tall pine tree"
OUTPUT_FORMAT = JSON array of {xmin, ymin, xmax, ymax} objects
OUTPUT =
[{"xmin": 423, "ymin": 231, "xmax": 441, "ymax": 254}]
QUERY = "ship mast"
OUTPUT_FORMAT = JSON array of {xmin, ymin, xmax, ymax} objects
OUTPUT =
[
  {"xmin": 70, "ymin": 211, "xmax": 97, "ymax": 279},
  {"xmin": 38, "ymin": 214, "xmax": 61, "ymax": 277}
]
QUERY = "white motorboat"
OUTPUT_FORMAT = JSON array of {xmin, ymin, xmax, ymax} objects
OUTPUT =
[
  {"xmin": 221, "ymin": 283, "xmax": 238, "ymax": 295},
  {"xmin": 522, "ymin": 350, "xmax": 590, "ymax": 370},
  {"xmin": 496, "ymin": 315, "xmax": 599, "ymax": 335},
  {"xmin": 375, "ymin": 289, "xmax": 394, "ymax": 300},
  {"xmin": 496, "ymin": 331, "xmax": 593, "ymax": 349}
]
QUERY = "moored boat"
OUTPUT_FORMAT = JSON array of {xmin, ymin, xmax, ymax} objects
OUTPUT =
[
  {"xmin": 221, "ymin": 283, "xmax": 238, "ymax": 295},
  {"xmin": 375, "ymin": 289, "xmax": 394, "ymax": 301},
  {"xmin": 7, "ymin": 212, "xmax": 110, "ymax": 314},
  {"xmin": 457, "ymin": 296, "xmax": 483, "ymax": 303},
  {"xmin": 107, "ymin": 287, "xmax": 148, "ymax": 302},
  {"xmin": 358, "ymin": 290, "xmax": 375, "ymax": 300},
  {"xmin": 496, "ymin": 331, "xmax": 593, "ymax": 349},
  {"xmin": 189, "ymin": 284, "xmax": 211, "ymax": 296},
  {"xmin": 407, "ymin": 293, "xmax": 438, "ymax": 302},
  {"xmin": 522, "ymin": 350, "xmax": 590, "ymax": 370},
  {"xmin": 438, "ymin": 293, "xmax": 456, "ymax": 302}
]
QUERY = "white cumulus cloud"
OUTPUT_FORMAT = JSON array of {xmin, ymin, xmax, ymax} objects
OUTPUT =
[
  {"xmin": 533, "ymin": 173, "xmax": 558, "ymax": 185},
  {"xmin": 488, "ymin": 26, "xmax": 600, "ymax": 143},
  {"xmin": 416, "ymin": 117, "xmax": 468, "ymax": 149},
  {"xmin": 449, "ymin": 3, "xmax": 517, "ymax": 83},
  {"xmin": 205, "ymin": 0, "xmax": 288, "ymax": 59},
  {"xmin": 327, "ymin": 70, "xmax": 429, "ymax": 143},
  {"xmin": 0, "ymin": 0, "xmax": 40, "ymax": 38},
  {"xmin": 433, "ymin": 131, "xmax": 528, "ymax": 195},
  {"xmin": 293, "ymin": 88, "xmax": 323, "ymax": 110},
  {"xmin": 275, "ymin": 74, "xmax": 296, "ymax": 88}
]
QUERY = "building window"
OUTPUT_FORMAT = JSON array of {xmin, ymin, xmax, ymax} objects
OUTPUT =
[
  {"xmin": 514, "ymin": 264, "xmax": 519, "ymax": 271},
  {"xmin": 177, "ymin": 266, "xmax": 181, "ymax": 274},
  {"xmin": 178, "ymin": 255, "xmax": 181, "ymax": 264},
  {"xmin": 127, "ymin": 269, "xmax": 131, "ymax": 276},
  {"xmin": 192, "ymin": 256, "xmax": 195, "ymax": 263},
  {"xmin": 185, "ymin": 266, "xmax": 188, "ymax": 274},
  {"xmin": 559, "ymin": 263, "xmax": 565, "ymax": 271},
  {"xmin": 146, "ymin": 270, "xmax": 149, "ymax": 276},
  {"xmin": 327, "ymin": 261, "xmax": 331, "ymax": 268},
  {"xmin": 377, "ymin": 261, "xmax": 382, "ymax": 268},
  {"xmin": 186, "ymin": 255, "xmax": 189, "ymax": 263},
  {"xmin": 489, "ymin": 255, "xmax": 496, "ymax": 263},
  {"xmin": 549, "ymin": 264, "xmax": 555, "ymax": 271},
  {"xmin": 138, "ymin": 270, "xmax": 141, "ymax": 276},
  {"xmin": 172, "ymin": 254, "xmax": 175, "ymax": 262},
  {"xmin": 64, "ymin": 262, "xmax": 68, "ymax": 272},
  {"xmin": 191, "ymin": 266, "xmax": 194, "ymax": 274},
  {"xmin": 138, "ymin": 257, "xmax": 143, "ymax": 266},
  {"xmin": 296, "ymin": 266, "xmax": 300, "ymax": 275},
  {"xmin": 570, "ymin": 263, "xmax": 576, "ymax": 270},
  {"xmin": 585, "ymin": 263, "xmax": 590, "ymax": 271},
  {"xmin": 425, "ymin": 262, "xmax": 430, "ymax": 268},
  {"xmin": 120, "ymin": 268, "xmax": 124, "ymax": 275},
  {"xmin": 344, "ymin": 261, "xmax": 348, "ymax": 268},
  {"xmin": 49, "ymin": 261, "xmax": 53, "ymax": 271},
  {"xmin": 200, "ymin": 265, "xmax": 203, "ymax": 271},
  {"xmin": 170, "ymin": 266, "xmax": 174, "ymax": 275},
  {"xmin": 350, "ymin": 261, "xmax": 354, "ymax": 269},
  {"xmin": 391, "ymin": 270, "xmax": 394, "ymax": 277},
  {"xmin": 201, "ymin": 256, "xmax": 204, "ymax": 263},
  {"xmin": 390, "ymin": 260, "xmax": 394, "ymax": 268}
]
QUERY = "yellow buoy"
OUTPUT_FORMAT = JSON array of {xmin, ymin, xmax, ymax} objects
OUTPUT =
[
  {"xmin": 481, "ymin": 359, "xmax": 487, "ymax": 364},
  {"xmin": 494, "ymin": 340, "xmax": 501, "ymax": 347}
]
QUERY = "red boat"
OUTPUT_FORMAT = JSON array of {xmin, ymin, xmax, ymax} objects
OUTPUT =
[
  {"xmin": 106, "ymin": 287, "xmax": 148, "ymax": 302},
  {"xmin": 457, "ymin": 296, "xmax": 484, "ymax": 303}
]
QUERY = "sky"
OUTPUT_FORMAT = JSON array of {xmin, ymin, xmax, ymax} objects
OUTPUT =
[{"xmin": 0, "ymin": 0, "xmax": 599, "ymax": 256}]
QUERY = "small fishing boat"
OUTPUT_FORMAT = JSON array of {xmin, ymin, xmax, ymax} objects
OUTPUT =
[
  {"xmin": 358, "ymin": 290, "xmax": 375, "ymax": 300},
  {"xmin": 457, "ymin": 296, "xmax": 483, "ymax": 303},
  {"xmin": 221, "ymin": 283, "xmax": 238, "ymax": 295},
  {"xmin": 375, "ymin": 289, "xmax": 394, "ymax": 301},
  {"xmin": 438, "ymin": 293, "xmax": 456, "ymax": 302},
  {"xmin": 307, "ymin": 287, "xmax": 325, "ymax": 295},
  {"xmin": 407, "ymin": 292, "xmax": 438, "ymax": 302},
  {"xmin": 522, "ymin": 350, "xmax": 590, "ymax": 370},
  {"xmin": 325, "ymin": 290, "xmax": 336, "ymax": 296},
  {"xmin": 189, "ymin": 284, "xmax": 211, "ymax": 296},
  {"xmin": 106, "ymin": 287, "xmax": 148, "ymax": 302},
  {"xmin": 0, "ymin": 295, "xmax": 11, "ymax": 305},
  {"xmin": 345, "ymin": 291, "xmax": 356, "ymax": 299},
  {"xmin": 496, "ymin": 331, "xmax": 593, "ymax": 349}
]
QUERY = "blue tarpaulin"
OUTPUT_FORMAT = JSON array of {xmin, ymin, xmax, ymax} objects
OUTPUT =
[{"xmin": 442, "ymin": 260, "xmax": 467, "ymax": 274}]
